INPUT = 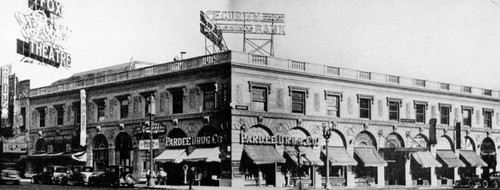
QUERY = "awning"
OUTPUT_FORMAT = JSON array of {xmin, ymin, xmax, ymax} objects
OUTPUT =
[
  {"xmin": 353, "ymin": 147, "xmax": 387, "ymax": 167},
  {"xmin": 412, "ymin": 151, "xmax": 442, "ymax": 168},
  {"xmin": 154, "ymin": 149, "xmax": 187, "ymax": 163},
  {"xmin": 436, "ymin": 150, "xmax": 466, "ymax": 168},
  {"xmin": 284, "ymin": 146, "xmax": 323, "ymax": 166},
  {"xmin": 244, "ymin": 145, "xmax": 285, "ymax": 165},
  {"xmin": 27, "ymin": 151, "xmax": 86, "ymax": 162},
  {"xmin": 183, "ymin": 147, "xmax": 221, "ymax": 162},
  {"xmin": 322, "ymin": 147, "xmax": 357, "ymax": 166},
  {"xmin": 70, "ymin": 151, "xmax": 87, "ymax": 162},
  {"xmin": 460, "ymin": 150, "xmax": 488, "ymax": 167}
]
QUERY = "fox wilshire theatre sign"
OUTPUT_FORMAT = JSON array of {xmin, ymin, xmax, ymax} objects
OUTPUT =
[
  {"xmin": 15, "ymin": 0, "xmax": 71, "ymax": 68},
  {"xmin": 240, "ymin": 133, "xmax": 319, "ymax": 146}
]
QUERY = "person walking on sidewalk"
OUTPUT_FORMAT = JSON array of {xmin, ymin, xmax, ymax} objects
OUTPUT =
[
  {"xmin": 157, "ymin": 168, "xmax": 167, "ymax": 185},
  {"xmin": 187, "ymin": 167, "xmax": 195, "ymax": 190}
]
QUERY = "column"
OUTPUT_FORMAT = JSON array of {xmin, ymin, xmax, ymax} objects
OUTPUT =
[
  {"xmin": 454, "ymin": 150, "xmax": 460, "ymax": 183},
  {"xmin": 275, "ymin": 163, "xmax": 285, "ymax": 187},
  {"xmin": 377, "ymin": 166, "xmax": 385, "ymax": 187},
  {"xmin": 405, "ymin": 156, "xmax": 412, "ymax": 186},
  {"xmin": 313, "ymin": 167, "xmax": 321, "ymax": 188},
  {"xmin": 346, "ymin": 166, "xmax": 355, "ymax": 187},
  {"xmin": 430, "ymin": 167, "xmax": 437, "ymax": 187}
]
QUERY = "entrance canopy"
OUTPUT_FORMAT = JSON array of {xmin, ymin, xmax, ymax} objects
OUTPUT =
[
  {"xmin": 322, "ymin": 147, "xmax": 357, "ymax": 166},
  {"xmin": 436, "ymin": 150, "xmax": 465, "ymax": 168},
  {"xmin": 183, "ymin": 147, "xmax": 220, "ymax": 162},
  {"xmin": 354, "ymin": 147, "xmax": 387, "ymax": 167},
  {"xmin": 459, "ymin": 150, "xmax": 487, "ymax": 167},
  {"xmin": 27, "ymin": 151, "xmax": 86, "ymax": 162},
  {"xmin": 412, "ymin": 151, "xmax": 442, "ymax": 168},
  {"xmin": 154, "ymin": 149, "xmax": 187, "ymax": 163},
  {"xmin": 244, "ymin": 145, "xmax": 285, "ymax": 165}
]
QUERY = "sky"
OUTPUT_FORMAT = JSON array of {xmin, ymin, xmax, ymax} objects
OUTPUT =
[{"xmin": 1, "ymin": 0, "xmax": 500, "ymax": 90}]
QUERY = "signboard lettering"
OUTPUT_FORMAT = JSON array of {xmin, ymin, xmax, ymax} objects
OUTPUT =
[
  {"xmin": 3, "ymin": 142, "xmax": 27, "ymax": 153},
  {"xmin": 240, "ymin": 133, "xmax": 319, "ymax": 146},
  {"xmin": 205, "ymin": 10, "xmax": 286, "ymax": 35},
  {"xmin": 0, "ymin": 65, "xmax": 10, "ymax": 120},
  {"xmin": 80, "ymin": 89, "xmax": 86, "ymax": 147},
  {"xmin": 165, "ymin": 134, "xmax": 224, "ymax": 147},
  {"xmin": 139, "ymin": 139, "xmax": 160, "ymax": 150},
  {"xmin": 200, "ymin": 11, "xmax": 225, "ymax": 50},
  {"xmin": 400, "ymin": 118, "xmax": 415, "ymax": 123}
]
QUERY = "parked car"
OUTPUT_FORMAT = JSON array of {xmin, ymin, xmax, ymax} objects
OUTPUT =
[
  {"xmin": 454, "ymin": 174, "xmax": 482, "ymax": 188},
  {"xmin": 0, "ymin": 166, "xmax": 20, "ymax": 185},
  {"xmin": 32, "ymin": 166, "xmax": 68, "ymax": 185},
  {"xmin": 482, "ymin": 171, "xmax": 500, "ymax": 188},
  {"xmin": 88, "ymin": 165, "xmax": 135, "ymax": 187},
  {"xmin": 68, "ymin": 166, "xmax": 94, "ymax": 185}
]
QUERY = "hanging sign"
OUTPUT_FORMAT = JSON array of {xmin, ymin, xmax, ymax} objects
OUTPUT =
[{"xmin": 138, "ymin": 139, "xmax": 160, "ymax": 150}]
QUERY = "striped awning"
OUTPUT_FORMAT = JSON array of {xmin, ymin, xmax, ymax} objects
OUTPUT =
[
  {"xmin": 183, "ymin": 147, "xmax": 221, "ymax": 162},
  {"xmin": 354, "ymin": 147, "xmax": 387, "ymax": 167},
  {"xmin": 436, "ymin": 150, "xmax": 466, "ymax": 168},
  {"xmin": 244, "ymin": 145, "xmax": 285, "ymax": 165},
  {"xmin": 460, "ymin": 150, "xmax": 488, "ymax": 167},
  {"xmin": 412, "ymin": 151, "xmax": 442, "ymax": 168},
  {"xmin": 284, "ymin": 146, "xmax": 324, "ymax": 166},
  {"xmin": 322, "ymin": 147, "xmax": 357, "ymax": 166},
  {"xmin": 154, "ymin": 149, "xmax": 187, "ymax": 163}
]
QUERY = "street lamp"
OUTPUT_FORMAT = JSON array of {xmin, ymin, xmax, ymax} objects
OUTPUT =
[
  {"xmin": 148, "ymin": 94, "xmax": 156, "ymax": 187},
  {"xmin": 322, "ymin": 120, "xmax": 335, "ymax": 189}
]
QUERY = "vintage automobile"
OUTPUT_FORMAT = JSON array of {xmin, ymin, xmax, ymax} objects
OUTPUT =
[
  {"xmin": 68, "ymin": 166, "xmax": 94, "ymax": 185},
  {"xmin": 0, "ymin": 163, "xmax": 20, "ymax": 185},
  {"xmin": 454, "ymin": 174, "xmax": 482, "ymax": 188},
  {"xmin": 88, "ymin": 165, "xmax": 135, "ymax": 187},
  {"xmin": 481, "ymin": 171, "xmax": 500, "ymax": 188},
  {"xmin": 32, "ymin": 166, "xmax": 68, "ymax": 185}
]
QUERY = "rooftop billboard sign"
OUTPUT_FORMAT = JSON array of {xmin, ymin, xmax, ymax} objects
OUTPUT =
[{"xmin": 205, "ymin": 10, "xmax": 286, "ymax": 35}]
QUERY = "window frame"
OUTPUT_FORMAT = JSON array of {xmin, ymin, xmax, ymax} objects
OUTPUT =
[
  {"xmin": 72, "ymin": 102, "xmax": 81, "ymax": 124},
  {"xmin": 414, "ymin": 101, "xmax": 428, "ymax": 124},
  {"xmin": 439, "ymin": 103, "xmax": 452, "ymax": 125},
  {"xmin": 483, "ymin": 108, "xmax": 494, "ymax": 128},
  {"xmin": 54, "ymin": 104, "xmax": 65, "ymax": 126},
  {"xmin": 116, "ymin": 95, "xmax": 130, "ymax": 119},
  {"xmin": 199, "ymin": 83, "xmax": 218, "ymax": 112},
  {"xmin": 36, "ymin": 107, "xmax": 46, "ymax": 128},
  {"xmin": 94, "ymin": 99, "xmax": 106, "ymax": 122},
  {"xmin": 168, "ymin": 87, "xmax": 186, "ymax": 114},
  {"xmin": 357, "ymin": 94, "xmax": 373, "ymax": 120},
  {"xmin": 387, "ymin": 98, "xmax": 402, "ymax": 122},
  {"xmin": 140, "ymin": 91, "xmax": 156, "ymax": 117},
  {"xmin": 249, "ymin": 81, "xmax": 271, "ymax": 112},
  {"xmin": 289, "ymin": 86, "xmax": 309, "ymax": 115},
  {"xmin": 461, "ymin": 106, "xmax": 473, "ymax": 127},
  {"xmin": 325, "ymin": 90, "xmax": 343, "ymax": 117}
]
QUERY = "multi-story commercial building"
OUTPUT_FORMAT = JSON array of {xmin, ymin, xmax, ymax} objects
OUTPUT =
[{"xmin": 26, "ymin": 51, "xmax": 500, "ymax": 187}]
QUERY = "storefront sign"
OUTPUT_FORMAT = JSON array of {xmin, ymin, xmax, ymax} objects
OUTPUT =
[
  {"xmin": 0, "ymin": 65, "xmax": 10, "ymax": 120},
  {"xmin": 240, "ymin": 133, "xmax": 320, "ymax": 146},
  {"xmin": 80, "ymin": 89, "xmax": 86, "ymax": 147},
  {"xmin": 134, "ymin": 122, "xmax": 166, "ymax": 135},
  {"xmin": 44, "ymin": 134, "xmax": 72, "ymax": 142},
  {"xmin": 138, "ymin": 139, "xmax": 160, "ymax": 150},
  {"xmin": 165, "ymin": 134, "xmax": 224, "ymax": 147},
  {"xmin": 235, "ymin": 105, "xmax": 248, "ymax": 110},
  {"xmin": 400, "ymin": 118, "xmax": 415, "ymax": 123},
  {"xmin": 3, "ymin": 141, "xmax": 27, "ymax": 153}
]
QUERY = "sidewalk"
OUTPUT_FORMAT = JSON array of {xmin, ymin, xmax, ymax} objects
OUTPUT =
[{"xmin": 136, "ymin": 183, "xmax": 453, "ymax": 190}]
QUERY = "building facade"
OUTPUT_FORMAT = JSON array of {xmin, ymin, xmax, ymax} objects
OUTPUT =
[{"xmin": 26, "ymin": 51, "xmax": 500, "ymax": 187}]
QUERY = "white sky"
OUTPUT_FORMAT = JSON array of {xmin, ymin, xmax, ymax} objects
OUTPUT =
[{"xmin": 1, "ymin": 0, "xmax": 500, "ymax": 90}]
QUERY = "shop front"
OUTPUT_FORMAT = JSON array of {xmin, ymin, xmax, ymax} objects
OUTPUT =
[
  {"xmin": 435, "ymin": 136, "xmax": 465, "ymax": 186},
  {"xmin": 458, "ymin": 137, "xmax": 487, "ymax": 180},
  {"xmin": 352, "ymin": 131, "xmax": 387, "ymax": 186},
  {"xmin": 321, "ymin": 129, "xmax": 356, "ymax": 187},
  {"xmin": 28, "ymin": 134, "xmax": 86, "ymax": 173},
  {"xmin": 480, "ymin": 137, "xmax": 497, "ymax": 176}
]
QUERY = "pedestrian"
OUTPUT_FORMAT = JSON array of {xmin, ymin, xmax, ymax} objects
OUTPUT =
[
  {"xmin": 157, "ymin": 168, "xmax": 167, "ymax": 185},
  {"xmin": 187, "ymin": 167, "xmax": 195, "ymax": 190},
  {"xmin": 146, "ymin": 169, "xmax": 151, "ymax": 185}
]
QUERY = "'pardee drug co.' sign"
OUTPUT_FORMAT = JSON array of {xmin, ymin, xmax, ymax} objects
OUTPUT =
[
  {"xmin": 240, "ymin": 133, "xmax": 319, "ymax": 146},
  {"xmin": 15, "ymin": 0, "xmax": 71, "ymax": 68}
]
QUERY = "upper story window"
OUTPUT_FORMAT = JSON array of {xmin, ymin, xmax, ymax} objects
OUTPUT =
[
  {"xmin": 325, "ymin": 91, "xmax": 342, "ymax": 117},
  {"xmin": 168, "ymin": 87, "xmax": 185, "ymax": 114},
  {"xmin": 36, "ymin": 107, "xmax": 46, "ymax": 127},
  {"xmin": 54, "ymin": 104, "xmax": 64, "ymax": 126},
  {"xmin": 199, "ymin": 83, "xmax": 218, "ymax": 112},
  {"xmin": 359, "ymin": 71, "xmax": 371, "ymax": 80},
  {"xmin": 439, "ymin": 103, "xmax": 451, "ymax": 125},
  {"xmin": 484, "ymin": 89, "xmax": 492, "ymax": 96},
  {"xmin": 249, "ymin": 82, "xmax": 271, "ymax": 112},
  {"xmin": 462, "ymin": 86, "xmax": 472, "ymax": 93},
  {"xmin": 72, "ymin": 102, "xmax": 81, "ymax": 124},
  {"xmin": 483, "ymin": 108, "xmax": 494, "ymax": 128},
  {"xmin": 462, "ymin": 106, "xmax": 473, "ymax": 127},
  {"xmin": 414, "ymin": 101, "xmax": 427, "ymax": 124},
  {"xmin": 117, "ymin": 96, "xmax": 129, "ymax": 119},
  {"xmin": 387, "ymin": 98, "xmax": 402, "ymax": 121},
  {"xmin": 414, "ymin": 79, "xmax": 426, "ymax": 87},
  {"xmin": 388, "ymin": 75, "xmax": 400, "ymax": 84},
  {"xmin": 357, "ymin": 94, "xmax": 373, "ymax": 119},
  {"xmin": 94, "ymin": 99, "xmax": 106, "ymax": 122},
  {"xmin": 289, "ymin": 86, "xmax": 309, "ymax": 114},
  {"xmin": 20, "ymin": 107, "xmax": 26, "ymax": 132},
  {"xmin": 141, "ymin": 92, "xmax": 156, "ymax": 117},
  {"xmin": 440, "ymin": 83, "xmax": 450, "ymax": 91}
]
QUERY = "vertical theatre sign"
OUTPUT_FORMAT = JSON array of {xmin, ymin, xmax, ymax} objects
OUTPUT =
[
  {"xmin": 15, "ymin": 0, "xmax": 71, "ymax": 68},
  {"xmin": 80, "ymin": 89, "xmax": 86, "ymax": 147},
  {"xmin": 1, "ymin": 65, "xmax": 11, "ymax": 122}
]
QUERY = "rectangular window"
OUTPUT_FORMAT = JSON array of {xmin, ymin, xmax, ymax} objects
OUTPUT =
[
  {"xmin": 388, "ymin": 75, "xmax": 400, "ymax": 84},
  {"xmin": 291, "ymin": 91, "xmax": 305, "ymax": 114},
  {"xmin": 120, "ymin": 99, "xmax": 129, "ymax": 119},
  {"xmin": 484, "ymin": 89, "xmax": 492, "ymax": 96},
  {"xmin": 440, "ymin": 106, "xmax": 450, "ymax": 125},
  {"xmin": 415, "ymin": 79, "xmax": 426, "ymax": 87},
  {"xmin": 415, "ymin": 104, "xmax": 426, "ymax": 123},
  {"xmin": 359, "ymin": 98, "xmax": 371, "ymax": 119},
  {"xmin": 251, "ymin": 87, "xmax": 267, "ymax": 111},
  {"xmin": 55, "ymin": 105, "xmax": 64, "ymax": 125},
  {"xmin": 172, "ymin": 90, "xmax": 183, "ymax": 114},
  {"xmin": 203, "ymin": 90, "xmax": 216, "ymax": 111},
  {"xmin": 95, "ymin": 99, "xmax": 105, "ymax": 121},
  {"xmin": 37, "ymin": 107, "xmax": 46, "ymax": 127},
  {"xmin": 143, "ymin": 94, "xmax": 155, "ymax": 117},
  {"xmin": 73, "ymin": 102, "xmax": 81, "ymax": 124},
  {"xmin": 440, "ymin": 83, "xmax": 450, "ymax": 90},
  {"xmin": 20, "ymin": 107, "xmax": 26, "ymax": 132},
  {"xmin": 326, "ymin": 94, "xmax": 340, "ymax": 117},
  {"xmin": 463, "ymin": 108, "xmax": 472, "ymax": 127},
  {"xmin": 462, "ymin": 86, "xmax": 472, "ymax": 93},
  {"xmin": 359, "ymin": 71, "xmax": 371, "ymax": 80},
  {"xmin": 388, "ymin": 101, "xmax": 400, "ymax": 121},
  {"xmin": 484, "ymin": 109, "xmax": 493, "ymax": 128}
]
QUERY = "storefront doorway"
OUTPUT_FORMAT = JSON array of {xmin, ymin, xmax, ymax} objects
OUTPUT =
[
  {"xmin": 435, "ymin": 135, "xmax": 464, "ymax": 186},
  {"xmin": 115, "ymin": 132, "xmax": 132, "ymax": 166},
  {"xmin": 353, "ymin": 131, "xmax": 387, "ymax": 186},
  {"xmin": 93, "ymin": 134, "xmax": 108, "ymax": 171},
  {"xmin": 481, "ymin": 137, "xmax": 496, "ymax": 176},
  {"xmin": 380, "ymin": 133, "xmax": 405, "ymax": 185}
]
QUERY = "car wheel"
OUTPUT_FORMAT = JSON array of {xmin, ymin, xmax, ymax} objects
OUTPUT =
[
  {"xmin": 455, "ymin": 180, "xmax": 461, "ymax": 187},
  {"xmin": 482, "ymin": 179, "xmax": 489, "ymax": 188},
  {"xmin": 493, "ymin": 180, "xmax": 499, "ymax": 188},
  {"xmin": 469, "ymin": 181, "xmax": 475, "ymax": 188}
]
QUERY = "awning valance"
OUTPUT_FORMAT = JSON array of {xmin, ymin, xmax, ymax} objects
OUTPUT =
[
  {"xmin": 284, "ymin": 146, "xmax": 323, "ymax": 166},
  {"xmin": 460, "ymin": 150, "xmax": 487, "ymax": 167},
  {"xmin": 322, "ymin": 147, "xmax": 357, "ymax": 166},
  {"xmin": 27, "ymin": 151, "xmax": 86, "ymax": 162},
  {"xmin": 183, "ymin": 147, "xmax": 221, "ymax": 162},
  {"xmin": 70, "ymin": 151, "xmax": 87, "ymax": 162},
  {"xmin": 244, "ymin": 145, "xmax": 285, "ymax": 165},
  {"xmin": 354, "ymin": 147, "xmax": 387, "ymax": 167},
  {"xmin": 436, "ymin": 150, "xmax": 465, "ymax": 168},
  {"xmin": 412, "ymin": 151, "xmax": 442, "ymax": 168},
  {"xmin": 154, "ymin": 149, "xmax": 186, "ymax": 163}
]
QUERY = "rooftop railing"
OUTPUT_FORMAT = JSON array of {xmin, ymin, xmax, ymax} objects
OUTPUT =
[{"xmin": 30, "ymin": 51, "xmax": 500, "ymax": 99}]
